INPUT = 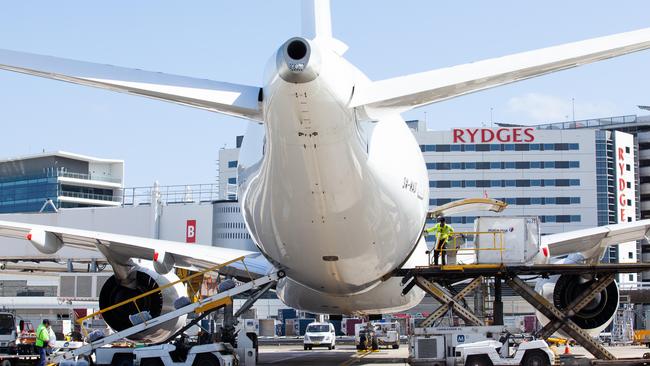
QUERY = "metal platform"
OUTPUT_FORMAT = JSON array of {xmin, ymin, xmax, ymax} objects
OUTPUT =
[
  {"xmin": 397, "ymin": 262, "xmax": 650, "ymax": 361},
  {"xmin": 396, "ymin": 263, "xmax": 650, "ymax": 280}
]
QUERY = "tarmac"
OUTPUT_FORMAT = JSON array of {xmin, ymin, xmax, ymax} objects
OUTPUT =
[
  {"xmin": 258, "ymin": 344, "xmax": 409, "ymax": 365},
  {"xmin": 258, "ymin": 343, "xmax": 650, "ymax": 365}
]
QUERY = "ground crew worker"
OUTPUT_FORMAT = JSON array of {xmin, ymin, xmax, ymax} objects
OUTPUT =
[
  {"xmin": 425, "ymin": 217, "xmax": 454, "ymax": 265},
  {"xmin": 35, "ymin": 319, "xmax": 50, "ymax": 366}
]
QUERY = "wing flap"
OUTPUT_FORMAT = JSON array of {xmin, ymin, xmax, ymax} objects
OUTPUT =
[
  {"xmin": 350, "ymin": 27, "xmax": 650, "ymax": 112},
  {"xmin": 0, "ymin": 49, "xmax": 262, "ymax": 120},
  {"xmin": 542, "ymin": 220, "xmax": 650, "ymax": 259}
]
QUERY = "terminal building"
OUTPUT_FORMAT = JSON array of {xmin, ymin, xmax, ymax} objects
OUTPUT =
[{"xmin": 0, "ymin": 151, "xmax": 124, "ymax": 213}]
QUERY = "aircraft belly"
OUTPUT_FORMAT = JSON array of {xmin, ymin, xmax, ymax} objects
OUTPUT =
[{"xmin": 276, "ymin": 276, "xmax": 425, "ymax": 315}]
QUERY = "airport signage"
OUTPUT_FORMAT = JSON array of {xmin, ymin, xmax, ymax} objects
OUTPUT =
[
  {"xmin": 186, "ymin": 220, "xmax": 196, "ymax": 243},
  {"xmin": 616, "ymin": 142, "xmax": 634, "ymax": 223},
  {"xmin": 452, "ymin": 128, "xmax": 535, "ymax": 143}
]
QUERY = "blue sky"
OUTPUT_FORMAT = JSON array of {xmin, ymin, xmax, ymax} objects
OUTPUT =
[{"xmin": 0, "ymin": 1, "xmax": 648, "ymax": 187}]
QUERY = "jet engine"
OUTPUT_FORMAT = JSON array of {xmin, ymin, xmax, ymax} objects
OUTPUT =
[
  {"xmin": 535, "ymin": 273, "xmax": 619, "ymax": 335},
  {"xmin": 98, "ymin": 266, "xmax": 187, "ymax": 343}
]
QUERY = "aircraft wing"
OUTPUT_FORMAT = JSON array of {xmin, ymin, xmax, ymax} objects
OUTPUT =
[
  {"xmin": 0, "ymin": 49, "xmax": 262, "ymax": 120},
  {"xmin": 0, "ymin": 220, "xmax": 272, "ymax": 277},
  {"xmin": 542, "ymin": 220, "xmax": 650, "ymax": 259},
  {"xmin": 350, "ymin": 27, "xmax": 650, "ymax": 113}
]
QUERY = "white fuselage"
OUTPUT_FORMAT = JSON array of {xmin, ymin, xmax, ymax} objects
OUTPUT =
[{"xmin": 237, "ymin": 38, "xmax": 429, "ymax": 313}]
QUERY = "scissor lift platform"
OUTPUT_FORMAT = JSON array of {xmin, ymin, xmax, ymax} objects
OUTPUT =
[{"xmin": 398, "ymin": 263, "xmax": 650, "ymax": 361}]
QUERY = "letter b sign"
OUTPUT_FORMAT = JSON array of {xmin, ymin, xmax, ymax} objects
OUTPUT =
[{"xmin": 186, "ymin": 220, "xmax": 196, "ymax": 243}]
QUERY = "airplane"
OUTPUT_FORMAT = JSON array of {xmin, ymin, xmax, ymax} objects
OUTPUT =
[{"xmin": 1, "ymin": 0, "xmax": 650, "ymax": 343}]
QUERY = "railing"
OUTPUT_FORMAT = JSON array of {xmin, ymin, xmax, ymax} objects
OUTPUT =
[
  {"xmin": 535, "ymin": 115, "xmax": 637, "ymax": 131},
  {"xmin": 57, "ymin": 171, "xmax": 122, "ymax": 184},
  {"xmin": 121, "ymin": 183, "xmax": 220, "ymax": 206},
  {"xmin": 76, "ymin": 255, "xmax": 252, "ymax": 338},
  {"xmin": 59, "ymin": 191, "xmax": 121, "ymax": 203},
  {"xmin": 426, "ymin": 231, "xmax": 506, "ymax": 266}
]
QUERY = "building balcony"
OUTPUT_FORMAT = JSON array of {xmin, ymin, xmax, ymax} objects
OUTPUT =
[{"xmin": 58, "ymin": 191, "xmax": 121, "ymax": 206}]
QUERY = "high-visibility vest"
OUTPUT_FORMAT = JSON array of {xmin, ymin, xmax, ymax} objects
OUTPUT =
[
  {"xmin": 425, "ymin": 223, "xmax": 454, "ymax": 240},
  {"xmin": 35, "ymin": 324, "xmax": 49, "ymax": 348}
]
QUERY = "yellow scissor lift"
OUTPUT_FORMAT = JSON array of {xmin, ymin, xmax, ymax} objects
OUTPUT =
[{"xmin": 51, "ymin": 256, "xmax": 282, "ymax": 365}]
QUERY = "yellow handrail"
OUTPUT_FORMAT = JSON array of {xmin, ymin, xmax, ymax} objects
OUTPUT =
[
  {"xmin": 427, "ymin": 231, "xmax": 506, "ymax": 265},
  {"xmin": 77, "ymin": 255, "xmax": 247, "ymax": 329}
]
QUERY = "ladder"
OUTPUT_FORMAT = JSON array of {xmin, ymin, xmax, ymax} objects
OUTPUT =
[{"xmin": 52, "ymin": 271, "xmax": 280, "ymax": 363}]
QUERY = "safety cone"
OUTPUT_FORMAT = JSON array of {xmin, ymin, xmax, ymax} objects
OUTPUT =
[{"xmin": 564, "ymin": 343, "xmax": 571, "ymax": 355}]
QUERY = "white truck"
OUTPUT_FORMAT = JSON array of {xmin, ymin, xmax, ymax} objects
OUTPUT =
[
  {"xmin": 374, "ymin": 322, "xmax": 400, "ymax": 349},
  {"xmin": 0, "ymin": 312, "xmax": 16, "ymax": 354},
  {"xmin": 457, "ymin": 336, "xmax": 554, "ymax": 366}
]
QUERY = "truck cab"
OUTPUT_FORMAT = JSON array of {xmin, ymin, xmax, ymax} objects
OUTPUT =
[
  {"xmin": 303, "ymin": 322, "xmax": 336, "ymax": 350},
  {"xmin": 0, "ymin": 312, "xmax": 16, "ymax": 354}
]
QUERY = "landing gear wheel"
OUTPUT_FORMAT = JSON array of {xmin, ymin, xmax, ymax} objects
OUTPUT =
[
  {"xmin": 304, "ymin": 345, "xmax": 308, "ymax": 350},
  {"xmin": 192, "ymin": 354, "xmax": 220, "ymax": 366},
  {"xmin": 331, "ymin": 344, "xmax": 335, "ymax": 350},
  {"xmin": 327, "ymin": 345, "xmax": 332, "ymax": 350},
  {"xmin": 522, "ymin": 350, "xmax": 550, "ymax": 366},
  {"xmin": 392, "ymin": 344, "xmax": 400, "ymax": 349}
]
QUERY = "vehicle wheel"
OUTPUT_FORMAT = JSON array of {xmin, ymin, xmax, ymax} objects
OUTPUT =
[
  {"xmin": 522, "ymin": 350, "xmax": 550, "ymax": 366},
  {"xmin": 1, "ymin": 360, "xmax": 13, "ymax": 366},
  {"xmin": 356, "ymin": 344, "xmax": 364, "ymax": 350},
  {"xmin": 304, "ymin": 345, "xmax": 308, "ymax": 350},
  {"xmin": 141, "ymin": 358, "xmax": 164, "ymax": 366},
  {"xmin": 371, "ymin": 336, "xmax": 379, "ymax": 351},
  {"xmin": 465, "ymin": 355, "xmax": 492, "ymax": 366},
  {"xmin": 111, "ymin": 354, "xmax": 134, "ymax": 366},
  {"xmin": 392, "ymin": 344, "xmax": 400, "ymax": 349},
  {"xmin": 192, "ymin": 354, "xmax": 220, "ymax": 366}
]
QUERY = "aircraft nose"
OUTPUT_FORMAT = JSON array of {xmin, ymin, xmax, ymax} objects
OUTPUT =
[{"xmin": 277, "ymin": 37, "xmax": 321, "ymax": 83}]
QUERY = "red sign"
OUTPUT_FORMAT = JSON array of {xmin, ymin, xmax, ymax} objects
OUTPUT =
[
  {"xmin": 452, "ymin": 128, "xmax": 535, "ymax": 143},
  {"xmin": 186, "ymin": 220, "xmax": 196, "ymax": 243}
]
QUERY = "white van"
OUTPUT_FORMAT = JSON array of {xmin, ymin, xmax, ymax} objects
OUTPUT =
[{"xmin": 303, "ymin": 322, "xmax": 336, "ymax": 350}]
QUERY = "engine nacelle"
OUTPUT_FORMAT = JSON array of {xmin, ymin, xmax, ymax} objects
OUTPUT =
[
  {"xmin": 99, "ymin": 266, "xmax": 186, "ymax": 343},
  {"xmin": 535, "ymin": 273, "xmax": 619, "ymax": 336}
]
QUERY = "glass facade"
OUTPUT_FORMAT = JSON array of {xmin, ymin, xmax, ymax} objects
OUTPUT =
[
  {"xmin": 420, "ymin": 142, "xmax": 579, "ymax": 152},
  {"xmin": 0, "ymin": 175, "xmax": 59, "ymax": 213},
  {"xmin": 429, "ymin": 179, "xmax": 580, "ymax": 188},
  {"xmin": 426, "ymin": 161, "xmax": 580, "ymax": 170}
]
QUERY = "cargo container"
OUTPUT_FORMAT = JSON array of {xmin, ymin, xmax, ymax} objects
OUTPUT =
[
  {"xmin": 342, "ymin": 318, "xmax": 363, "ymax": 336},
  {"xmin": 297, "ymin": 318, "xmax": 315, "ymax": 336},
  {"xmin": 330, "ymin": 319, "xmax": 343, "ymax": 336},
  {"xmin": 259, "ymin": 319, "xmax": 276, "ymax": 337},
  {"xmin": 278, "ymin": 309, "xmax": 297, "ymax": 322},
  {"xmin": 285, "ymin": 319, "xmax": 297, "ymax": 336}
]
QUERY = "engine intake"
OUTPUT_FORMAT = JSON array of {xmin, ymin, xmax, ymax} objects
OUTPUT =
[
  {"xmin": 535, "ymin": 273, "xmax": 619, "ymax": 335},
  {"xmin": 553, "ymin": 274, "xmax": 619, "ymax": 330},
  {"xmin": 99, "ymin": 266, "xmax": 186, "ymax": 343}
]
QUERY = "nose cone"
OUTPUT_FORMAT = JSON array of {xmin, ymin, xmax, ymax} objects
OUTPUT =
[{"xmin": 277, "ymin": 37, "xmax": 321, "ymax": 83}]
